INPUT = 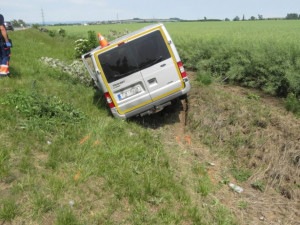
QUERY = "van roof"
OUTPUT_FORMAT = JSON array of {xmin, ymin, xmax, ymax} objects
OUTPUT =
[{"xmin": 90, "ymin": 23, "xmax": 164, "ymax": 53}]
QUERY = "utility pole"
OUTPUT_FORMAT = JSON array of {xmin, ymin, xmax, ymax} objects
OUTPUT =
[
  {"xmin": 117, "ymin": 13, "xmax": 120, "ymax": 23},
  {"xmin": 41, "ymin": 8, "xmax": 45, "ymax": 26}
]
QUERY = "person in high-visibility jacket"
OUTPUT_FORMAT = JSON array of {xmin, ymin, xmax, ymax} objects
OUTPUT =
[{"xmin": 0, "ymin": 13, "xmax": 12, "ymax": 77}]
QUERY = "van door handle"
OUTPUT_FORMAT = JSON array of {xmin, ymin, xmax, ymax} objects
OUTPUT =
[
  {"xmin": 148, "ymin": 78, "xmax": 157, "ymax": 85},
  {"xmin": 160, "ymin": 64, "xmax": 166, "ymax": 67}
]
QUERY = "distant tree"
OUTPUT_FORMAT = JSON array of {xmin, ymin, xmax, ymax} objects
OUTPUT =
[
  {"xmin": 250, "ymin": 16, "xmax": 256, "ymax": 20},
  {"xmin": 32, "ymin": 24, "xmax": 40, "ymax": 29},
  {"xmin": 11, "ymin": 19, "xmax": 19, "ymax": 27},
  {"xmin": 258, "ymin": 14, "xmax": 263, "ymax": 20},
  {"xmin": 11, "ymin": 19, "xmax": 27, "ymax": 27},
  {"xmin": 233, "ymin": 16, "xmax": 240, "ymax": 21},
  {"xmin": 286, "ymin": 13, "xmax": 299, "ymax": 20},
  {"xmin": 242, "ymin": 14, "xmax": 245, "ymax": 21},
  {"xmin": 18, "ymin": 19, "xmax": 27, "ymax": 27},
  {"xmin": 225, "ymin": 18, "xmax": 230, "ymax": 21},
  {"xmin": 169, "ymin": 17, "xmax": 181, "ymax": 21}
]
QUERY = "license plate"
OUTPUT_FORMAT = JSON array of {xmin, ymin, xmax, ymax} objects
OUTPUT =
[{"xmin": 118, "ymin": 85, "xmax": 142, "ymax": 100}]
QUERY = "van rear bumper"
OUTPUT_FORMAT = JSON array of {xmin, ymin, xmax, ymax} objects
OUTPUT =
[{"xmin": 111, "ymin": 81, "xmax": 191, "ymax": 119}]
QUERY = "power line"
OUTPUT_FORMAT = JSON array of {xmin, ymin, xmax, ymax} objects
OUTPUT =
[{"xmin": 41, "ymin": 8, "xmax": 45, "ymax": 25}]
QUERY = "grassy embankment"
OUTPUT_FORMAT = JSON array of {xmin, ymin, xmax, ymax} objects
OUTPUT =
[
  {"xmin": 1, "ymin": 20, "xmax": 300, "ymax": 224},
  {"xmin": 0, "ymin": 28, "xmax": 236, "ymax": 224}
]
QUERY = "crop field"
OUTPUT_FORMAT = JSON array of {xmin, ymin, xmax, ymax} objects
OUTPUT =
[
  {"xmin": 56, "ymin": 21, "xmax": 300, "ymax": 104},
  {"xmin": 0, "ymin": 21, "xmax": 299, "ymax": 224}
]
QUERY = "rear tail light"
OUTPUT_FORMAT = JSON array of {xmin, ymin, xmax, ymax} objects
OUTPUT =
[
  {"xmin": 104, "ymin": 92, "xmax": 115, "ymax": 108},
  {"xmin": 177, "ymin": 61, "xmax": 187, "ymax": 78}
]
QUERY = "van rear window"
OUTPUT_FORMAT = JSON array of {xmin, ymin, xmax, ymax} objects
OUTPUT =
[{"xmin": 98, "ymin": 30, "xmax": 171, "ymax": 83}]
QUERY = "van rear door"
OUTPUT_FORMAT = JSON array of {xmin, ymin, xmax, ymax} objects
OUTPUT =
[
  {"xmin": 134, "ymin": 30, "xmax": 184, "ymax": 101},
  {"xmin": 97, "ymin": 44, "xmax": 152, "ymax": 114}
]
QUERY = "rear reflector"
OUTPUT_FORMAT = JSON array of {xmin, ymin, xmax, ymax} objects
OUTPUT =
[
  {"xmin": 104, "ymin": 92, "xmax": 115, "ymax": 108},
  {"xmin": 177, "ymin": 61, "xmax": 187, "ymax": 78}
]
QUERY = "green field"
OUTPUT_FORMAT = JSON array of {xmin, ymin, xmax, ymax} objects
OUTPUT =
[
  {"xmin": 54, "ymin": 21, "xmax": 300, "ymax": 100},
  {"xmin": 0, "ymin": 21, "xmax": 299, "ymax": 224}
]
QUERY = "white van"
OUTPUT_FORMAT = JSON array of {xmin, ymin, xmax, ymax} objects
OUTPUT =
[{"xmin": 82, "ymin": 23, "xmax": 191, "ymax": 119}]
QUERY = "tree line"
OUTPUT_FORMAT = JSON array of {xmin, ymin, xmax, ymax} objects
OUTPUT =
[
  {"xmin": 11, "ymin": 19, "xmax": 27, "ymax": 27},
  {"xmin": 229, "ymin": 13, "xmax": 300, "ymax": 21}
]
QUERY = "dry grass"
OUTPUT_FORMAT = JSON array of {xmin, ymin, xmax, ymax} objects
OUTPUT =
[
  {"xmin": 188, "ymin": 83, "xmax": 300, "ymax": 199},
  {"xmin": 181, "ymin": 78, "xmax": 300, "ymax": 224}
]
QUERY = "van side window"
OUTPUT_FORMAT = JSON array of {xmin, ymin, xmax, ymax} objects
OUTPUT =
[{"xmin": 134, "ymin": 30, "xmax": 171, "ymax": 70}]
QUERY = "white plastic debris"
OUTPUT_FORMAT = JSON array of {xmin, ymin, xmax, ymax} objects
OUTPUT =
[
  {"xmin": 47, "ymin": 141, "xmax": 52, "ymax": 145},
  {"xmin": 259, "ymin": 216, "xmax": 265, "ymax": 221},
  {"xmin": 69, "ymin": 200, "xmax": 75, "ymax": 206},
  {"xmin": 229, "ymin": 183, "xmax": 244, "ymax": 193},
  {"xmin": 208, "ymin": 162, "xmax": 215, "ymax": 166}
]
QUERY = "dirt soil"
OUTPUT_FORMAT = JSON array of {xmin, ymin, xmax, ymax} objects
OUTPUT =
[{"xmin": 136, "ymin": 71, "xmax": 300, "ymax": 225}]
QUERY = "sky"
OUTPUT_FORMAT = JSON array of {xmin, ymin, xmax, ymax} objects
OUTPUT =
[{"xmin": 1, "ymin": 0, "xmax": 299, "ymax": 23}]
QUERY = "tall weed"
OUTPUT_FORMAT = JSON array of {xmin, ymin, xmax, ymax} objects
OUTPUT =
[
  {"xmin": 284, "ymin": 93, "xmax": 300, "ymax": 116},
  {"xmin": 173, "ymin": 21, "xmax": 300, "ymax": 105},
  {"xmin": 0, "ymin": 198, "xmax": 18, "ymax": 222},
  {"xmin": 1, "ymin": 89, "xmax": 85, "ymax": 132}
]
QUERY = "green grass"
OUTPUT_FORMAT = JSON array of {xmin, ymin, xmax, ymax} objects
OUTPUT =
[
  {"xmin": 229, "ymin": 167, "xmax": 252, "ymax": 183},
  {"xmin": 251, "ymin": 180, "xmax": 266, "ymax": 192},
  {"xmin": 192, "ymin": 164, "xmax": 214, "ymax": 197},
  {"xmin": 0, "ymin": 27, "xmax": 224, "ymax": 224},
  {"xmin": 2, "ymin": 20, "xmax": 298, "ymax": 223},
  {"xmin": 55, "ymin": 208, "xmax": 81, "ymax": 225},
  {"xmin": 31, "ymin": 192, "xmax": 55, "ymax": 218},
  {"xmin": 237, "ymin": 201, "xmax": 248, "ymax": 209},
  {"xmin": 0, "ymin": 148, "xmax": 10, "ymax": 178},
  {"xmin": 0, "ymin": 198, "xmax": 18, "ymax": 221}
]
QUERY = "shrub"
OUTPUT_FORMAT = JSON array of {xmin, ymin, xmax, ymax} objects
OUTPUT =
[
  {"xmin": 183, "ymin": 38, "xmax": 300, "ymax": 106},
  {"xmin": 87, "ymin": 30, "xmax": 98, "ymax": 48},
  {"xmin": 74, "ymin": 31, "xmax": 102, "ymax": 58},
  {"xmin": 49, "ymin": 30, "xmax": 57, "ymax": 37},
  {"xmin": 196, "ymin": 70, "xmax": 212, "ymax": 85},
  {"xmin": 284, "ymin": 93, "xmax": 300, "ymax": 115},
  {"xmin": 74, "ymin": 39, "xmax": 90, "ymax": 58},
  {"xmin": 58, "ymin": 29, "xmax": 66, "ymax": 37}
]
